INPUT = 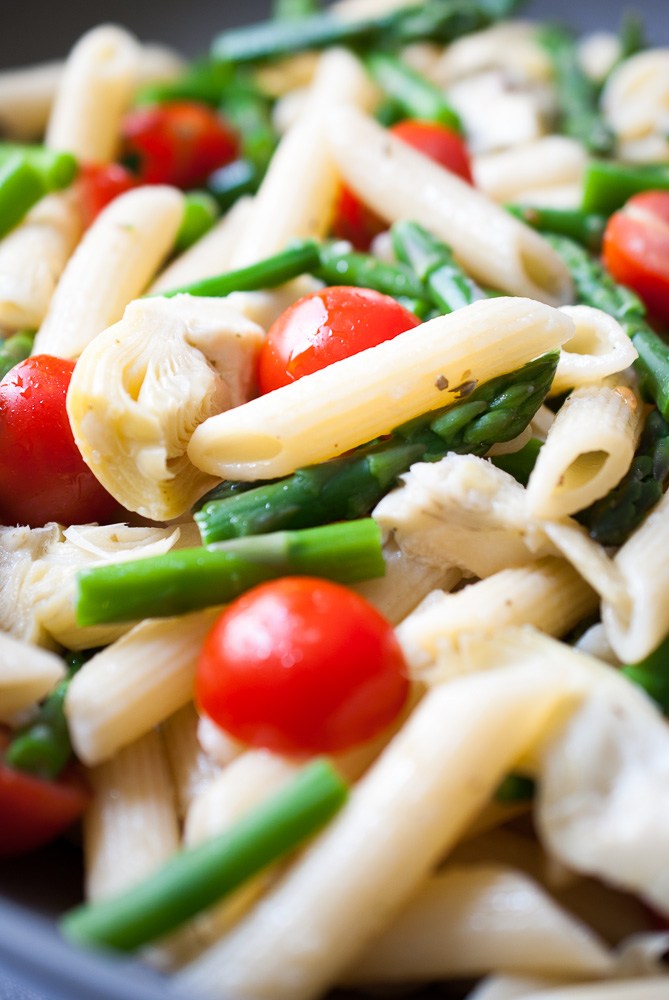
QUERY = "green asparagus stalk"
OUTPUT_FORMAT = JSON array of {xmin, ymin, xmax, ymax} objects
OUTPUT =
[
  {"xmin": 315, "ymin": 241, "xmax": 429, "ymax": 302},
  {"xmin": 76, "ymin": 519, "xmax": 384, "ymax": 625},
  {"xmin": 576, "ymin": 409, "xmax": 669, "ymax": 547},
  {"xmin": 544, "ymin": 232, "xmax": 669, "ymax": 419},
  {"xmin": 196, "ymin": 352, "xmax": 559, "ymax": 543},
  {"xmin": 365, "ymin": 51, "xmax": 461, "ymax": 131},
  {"xmin": 219, "ymin": 76, "xmax": 277, "ymax": 175},
  {"xmin": 0, "ymin": 330, "xmax": 35, "ymax": 380},
  {"xmin": 538, "ymin": 26, "xmax": 615, "ymax": 156},
  {"xmin": 490, "ymin": 436, "xmax": 543, "ymax": 487},
  {"xmin": 211, "ymin": 0, "xmax": 522, "ymax": 65},
  {"xmin": 156, "ymin": 239, "xmax": 320, "ymax": 298},
  {"xmin": 581, "ymin": 160, "xmax": 669, "ymax": 216},
  {"xmin": 623, "ymin": 634, "xmax": 669, "ymax": 714},
  {"xmin": 273, "ymin": 0, "xmax": 320, "ymax": 20},
  {"xmin": 390, "ymin": 220, "xmax": 483, "ymax": 313},
  {"xmin": 494, "ymin": 772, "xmax": 536, "ymax": 803},
  {"xmin": 0, "ymin": 155, "xmax": 48, "ymax": 239},
  {"xmin": 0, "ymin": 144, "xmax": 78, "ymax": 192},
  {"xmin": 62, "ymin": 758, "xmax": 347, "ymax": 952},
  {"xmin": 174, "ymin": 191, "xmax": 219, "ymax": 253},
  {"xmin": 4, "ymin": 650, "xmax": 90, "ymax": 780},
  {"xmin": 206, "ymin": 158, "xmax": 259, "ymax": 210},
  {"xmin": 133, "ymin": 59, "xmax": 234, "ymax": 107},
  {"xmin": 506, "ymin": 204, "xmax": 607, "ymax": 253},
  {"xmin": 617, "ymin": 10, "xmax": 646, "ymax": 64}
]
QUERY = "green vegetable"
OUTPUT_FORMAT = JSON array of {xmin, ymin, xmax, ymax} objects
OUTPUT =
[
  {"xmin": 544, "ymin": 232, "xmax": 669, "ymax": 419},
  {"xmin": 0, "ymin": 330, "xmax": 35, "ymax": 380},
  {"xmin": 219, "ymin": 77, "xmax": 277, "ymax": 174},
  {"xmin": 315, "ymin": 241, "xmax": 429, "ymax": 302},
  {"xmin": 196, "ymin": 352, "xmax": 559, "ymax": 543},
  {"xmin": 391, "ymin": 220, "xmax": 483, "ymax": 313},
  {"xmin": 174, "ymin": 191, "xmax": 219, "ymax": 253},
  {"xmin": 581, "ymin": 160, "xmax": 669, "ymax": 216},
  {"xmin": 506, "ymin": 204, "xmax": 607, "ymax": 253},
  {"xmin": 0, "ymin": 155, "xmax": 49, "ymax": 239},
  {"xmin": 155, "ymin": 239, "xmax": 320, "ymax": 298},
  {"xmin": 273, "ymin": 0, "xmax": 320, "ymax": 21},
  {"xmin": 365, "ymin": 50, "xmax": 461, "ymax": 131},
  {"xmin": 62, "ymin": 758, "xmax": 348, "ymax": 952},
  {"xmin": 538, "ymin": 26, "xmax": 614, "ymax": 156},
  {"xmin": 491, "ymin": 436, "xmax": 543, "ymax": 487},
  {"xmin": 623, "ymin": 634, "xmax": 669, "ymax": 714},
  {"xmin": 206, "ymin": 158, "xmax": 260, "ymax": 210},
  {"xmin": 494, "ymin": 772, "xmax": 536, "ymax": 803},
  {"xmin": 577, "ymin": 409, "xmax": 669, "ymax": 547},
  {"xmin": 133, "ymin": 59, "xmax": 234, "ymax": 107},
  {"xmin": 75, "ymin": 520, "xmax": 385, "ymax": 625},
  {"xmin": 0, "ymin": 144, "xmax": 78, "ymax": 191}
]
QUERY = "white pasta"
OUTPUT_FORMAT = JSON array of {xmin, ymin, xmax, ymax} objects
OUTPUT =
[
  {"xmin": 327, "ymin": 106, "xmax": 572, "ymax": 303},
  {"xmin": 32, "ymin": 185, "xmax": 184, "ymax": 358},
  {"xmin": 473, "ymin": 136, "xmax": 587, "ymax": 204},
  {"xmin": 552, "ymin": 305, "xmax": 638, "ymax": 395},
  {"xmin": 0, "ymin": 630, "xmax": 64, "ymax": 718},
  {"xmin": 45, "ymin": 25, "xmax": 140, "ymax": 162},
  {"xmin": 161, "ymin": 704, "xmax": 221, "ymax": 820},
  {"xmin": 188, "ymin": 297, "xmax": 573, "ymax": 480},
  {"xmin": 602, "ymin": 49, "xmax": 669, "ymax": 152}
]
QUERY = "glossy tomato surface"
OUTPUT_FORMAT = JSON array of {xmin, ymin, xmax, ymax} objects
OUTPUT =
[
  {"xmin": 603, "ymin": 191, "xmax": 669, "ymax": 325},
  {"xmin": 196, "ymin": 577, "xmax": 409, "ymax": 756},
  {"xmin": 0, "ymin": 356, "xmax": 120, "ymax": 528},
  {"xmin": 75, "ymin": 162, "xmax": 137, "ymax": 227},
  {"xmin": 258, "ymin": 285, "xmax": 421, "ymax": 393},
  {"xmin": 0, "ymin": 761, "xmax": 90, "ymax": 857},
  {"xmin": 121, "ymin": 101, "xmax": 238, "ymax": 188}
]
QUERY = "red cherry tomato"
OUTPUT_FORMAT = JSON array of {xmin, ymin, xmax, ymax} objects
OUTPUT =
[
  {"xmin": 0, "ymin": 356, "xmax": 121, "ymax": 528},
  {"xmin": 0, "ymin": 759, "xmax": 90, "ymax": 856},
  {"xmin": 603, "ymin": 191, "xmax": 669, "ymax": 325},
  {"xmin": 121, "ymin": 101, "xmax": 238, "ymax": 189},
  {"xmin": 75, "ymin": 162, "xmax": 137, "ymax": 227},
  {"xmin": 257, "ymin": 285, "xmax": 421, "ymax": 393},
  {"xmin": 196, "ymin": 577, "xmax": 409, "ymax": 756},
  {"xmin": 332, "ymin": 119, "xmax": 473, "ymax": 250}
]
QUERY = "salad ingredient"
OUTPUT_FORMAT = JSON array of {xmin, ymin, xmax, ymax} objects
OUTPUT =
[
  {"xmin": 506, "ymin": 204, "xmax": 607, "ymax": 252},
  {"xmin": 174, "ymin": 190, "xmax": 219, "ymax": 252},
  {"xmin": 120, "ymin": 101, "xmax": 238, "ymax": 188},
  {"xmin": 602, "ymin": 190, "xmax": 669, "ymax": 324},
  {"xmin": 545, "ymin": 232, "xmax": 669, "ymax": 418},
  {"xmin": 0, "ymin": 330, "xmax": 34, "ymax": 381},
  {"xmin": 0, "ymin": 355, "xmax": 120, "ymax": 528},
  {"xmin": 0, "ymin": 757, "xmax": 90, "ymax": 856},
  {"xmin": 75, "ymin": 519, "xmax": 385, "ymax": 625},
  {"xmin": 61, "ymin": 758, "xmax": 347, "ymax": 950},
  {"xmin": 196, "ymin": 352, "xmax": 559, "ymax": 542},
  {"xmin": 313, "ymin": 243, "xmax": 429, "ymax": 303},
  {"xmin": 582, "ymin": 160, "xmax": 669, "ymax": 216},
  {"xmin": 74, "ymin": 162, "xmax": 137, "ymax": 227},
  {"xmin": 366, "ymin": 52, "xmax": 462, "ymax": 132},
  {"xmin": 258, "ymin": 285, "xmax": 421, "ymax": 392},
  {"xmin": 391, "ymin": 220, "xmax": 482, "ymax": 313},
  {"xmin": 196, "ymin": 577, "xmax": 408, "ymax": 754},
  {"xmin": 0, "ymin": 155, "xmax": 49, "ymax": 238},
  {"xmin": 623, "ymin": 632, "xmax": 669, "ymax": 713}
]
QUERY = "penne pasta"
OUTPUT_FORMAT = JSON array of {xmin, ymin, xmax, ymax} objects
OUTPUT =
[{"xmin": 0, "ymin": 629, "xmax": 64, "ymax": 718}]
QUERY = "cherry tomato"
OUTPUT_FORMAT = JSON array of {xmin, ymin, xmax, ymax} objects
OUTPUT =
[
  {"xmin": 332, "ymin": 119, "xmax": 474, "ymax": 250},
  {"xmin": 196, "ymin": 577, "xmax": 409, "ymax": 756},
  {"xmin": 121, "ymin": 101, "xmax": 238, "ymax": 189},
  {"xmin": 0, "ymin": 759, "xmax": 90, "ymax": 856},
  {"xmin": 0, "ymin": 356, "xmax": 121, "ymax": 528},
  {"xmin": 603, "ymin": 191, "xmax": 669, "ymax": 325},
  {"xmin": 75, "ymin": 162, "xmax": 137, "ymax": 227},
  {"xmin": 257, "ymin": 285, "xmax": 421, "ymax": 393}
]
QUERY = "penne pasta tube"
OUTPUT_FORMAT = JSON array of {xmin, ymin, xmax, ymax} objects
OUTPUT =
[
  {"xmin": 601, "ymin": 49, "xmax": 669, "ymax": 144},
  {"xmin": 175, "ymin": 662, "xmax": 577, "ymax": 1000},
  {"xmin": 33, "ymin": 185, "xmax": 184, "ymax": 359},
  {"xmin": 0, "ymin": 630, "xmax": 64, "ymax": 718},
  {"xmin": 0, "ymin": 191, "xmax": 83, "ymax": 330},
  {"xmin": 45, "ymin": 25, "xmax": 140, "ymax": 161},
  {"xmin": 161, "ymin": 704, "xmax": 221, "ymax": 820},
  {"xmin": 473, "ymin": 136, "xmax": 587, "ymax": 204},
  {"xmin": 188, "ymin": 297, "xmax": 573, "ymax": 481},
  {"xmin": 84, "ymin": 729, "xmax": 180, "ymax": 903},
  {"xmin": 552, "ymin": 305, "xmax": 638, "ymax": 395},
  {"xmin": 326, "ymin": 106, "xmax": 572, "ymax": 304},
  {"xmin": 431, "ymin": 21, "xmax": 553, "ymax": 87},
  {"xmin": 353, "ymin": 540, "xmax": 461, "ymax": 625},
  {"xmin": 526, "ymin": 382, "xmax": 643, "ymax": 519},
  {"xmin": 65, "ymin": 608, "xmax": 220, "ymax": 766},
  {"xmin": 345, "ymin": 864, "xmax": 612, "ymax": 983}
]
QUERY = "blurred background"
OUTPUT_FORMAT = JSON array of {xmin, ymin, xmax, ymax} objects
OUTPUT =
[{"xmin": 0, "ymin": 0, "xmax": 668, "ymax": 68}]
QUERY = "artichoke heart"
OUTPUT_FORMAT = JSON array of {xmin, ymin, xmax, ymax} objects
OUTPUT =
[{"xmin": 67, "ymin": 295, "xmax": 264, "ymax": 520}]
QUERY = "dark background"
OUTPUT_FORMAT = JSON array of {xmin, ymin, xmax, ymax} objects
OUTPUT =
[{"xmin": 0, "ymin": 0, "xmax": 668, "ymax": 67}]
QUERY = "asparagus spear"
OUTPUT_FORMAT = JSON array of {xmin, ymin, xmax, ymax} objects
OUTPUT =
[
  {"xmin": 0, "ymin": 330, "xmax": 35, "ymax": 380},
  {"xmin": 0, "ymin": 144, "xmax": 78, "ymax": 191},
  {"xmin": 623, "ymin": 633, "xmax": 669, "ymax": 714},
  {"xmin": 581, "ymin": 160, "xmax": 669, "ymax": 216},
  {"xmin": 390, "ymin": 220, "xmax": 483, "ymax": 313},
  {"xmin": 211, "ymin": 0, "xmax": 522, "ymax": 65},
  {"xmin": 576, "ymin": 409, "xmax": 669, "ymax": 547},
  {"xmin": 544, "ymin": 232, "xmax": 669, "ymax": 419},
  {"xmin": 207, "ymin": 158, "xmax": 259, "ymax": 210},
  {"xmin": 174, "ymin": 192, "xmax": 219, "ymax": 253},
  {"xmin": 0, "ymin": 155, "xmax": 48, "ymax": 239},
  {"xmin": 196, "ymin": 352, "xmax": 559, "ymax": 543},
  {"xmin": 538, "ymin": 26, "xmax": 615, "ymax": 156},
  {"xmin": 491, "ymin": 436, "xmax": 543, "ymax": 487},
  {"xmin": 494, "ymin": 772, "xmax": 536, "ymax": 803},
  {"xmin": 133, "ymin": 58, "xmax": 234, "ymax": 107},
  {"xmin": 365, "ymin": 51, "xmax": 461, "ymax": 132},
  {"xmin": 62, "ymin": 758, "xmax": 347, "ymax": 952},
  {"xmin": 219, "ymin": 76, "xmax": 277, "ymax": 175},
  {"xmin": 315, "ymin": 241, "xmax": 429, "ymax": 302},
  {"xmin": 76, "ymin": 519, "xmax": 385, "ymax": 625},
  {"xmin": 506, "ymin": 204, "xmax": 607, "ymax": 253}
]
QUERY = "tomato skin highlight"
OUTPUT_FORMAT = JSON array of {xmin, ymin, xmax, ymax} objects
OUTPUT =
[
  {"xmin": 257, "ymin": 285, "xmax": 421, "ymax": 393},
  {"xmin": 75, "ymin": 162, "xmax": 137, "ymax": 227},
  {"xmin": 196, "ymin": 577, "xmax": 409, "ymax": 756},
  {"xmin": 603, "ymin": 191, "xmax": 669, "ymax": 325},
  {"xmin": 0, "ymin": 356, "xmax": 121, "ymax": 528},
  {"xmin": 332, "ymin": 119, "xmax": 473, "ymax": 250},
  {"xmin": 0, "ymin": 759, "xmax": 90, "ymax": 857},
  {"xmin": 121, "ymin": 101, "xmax": 238, "ymax": 189}
]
